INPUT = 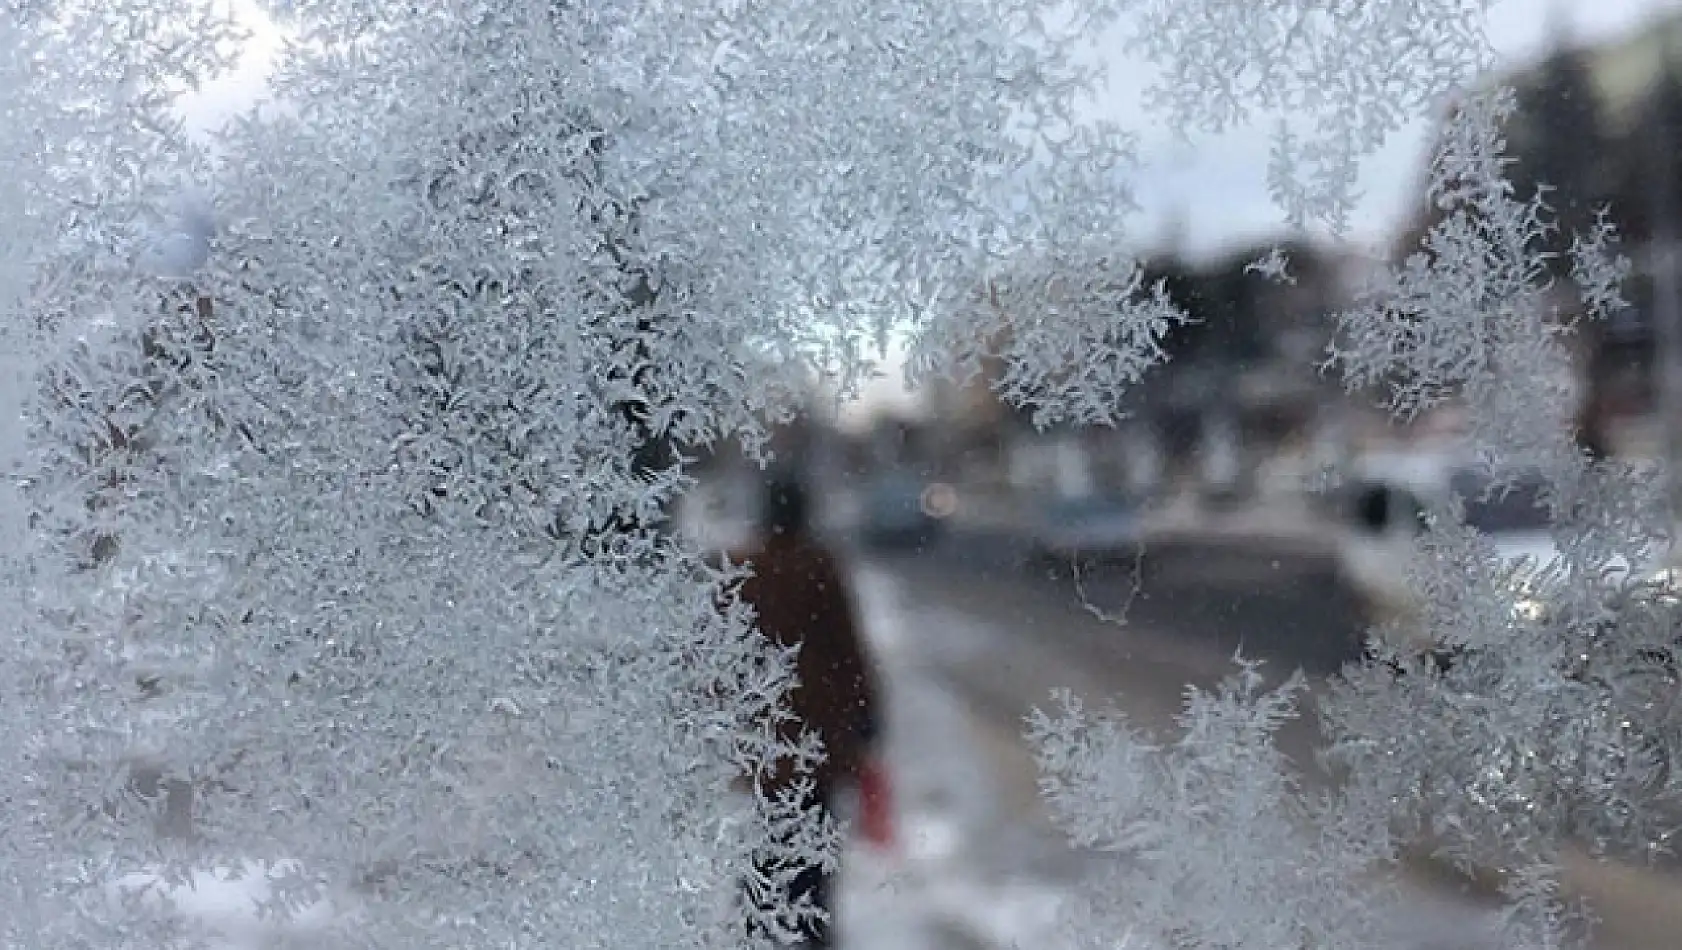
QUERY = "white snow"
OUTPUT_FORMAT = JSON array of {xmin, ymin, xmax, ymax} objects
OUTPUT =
[
  {"xmin": 104, "ymin": 858, "xmax": 351, "ymax": 950},
  {"xmin": 840, "ymin": 561, "xmax": 1079, "ymax": 949}
]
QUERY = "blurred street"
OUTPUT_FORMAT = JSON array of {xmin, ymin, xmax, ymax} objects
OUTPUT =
[{"xmin": 829, "ymin": 513, "xmax": 1682, "ymax": 950}]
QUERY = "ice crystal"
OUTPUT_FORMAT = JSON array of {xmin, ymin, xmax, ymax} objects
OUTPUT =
[
  {"xmin": 1028, "ymin": 660, "xmax": 1402, "ymax": 950},
  {"xmin": 11, "ymin": 0, "xmax": 1679, "ymax": 948},
  {"xmin": 1120, "ymin": 0, "xmax": 1498, "ymax": 233},
  {"xmin": 1321, "ymin": 80, "xmax": 1675, "ymax": 945},
  {"xmin": 4, "ymin": 0, "xmax": 1158, "ymax": 945}
]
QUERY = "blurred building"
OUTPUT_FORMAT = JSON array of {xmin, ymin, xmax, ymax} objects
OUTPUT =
[{"xmin": 921, "ymin": 240, "xmax": 1367, "ymax": 505}]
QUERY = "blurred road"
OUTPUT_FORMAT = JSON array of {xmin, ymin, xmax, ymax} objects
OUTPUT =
[{"xmin": 836, "ymin": 520, "xmax": 1682, "ymax": 950}]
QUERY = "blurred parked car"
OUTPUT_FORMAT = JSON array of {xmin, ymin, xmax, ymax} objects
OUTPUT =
[
  {"xmin": 1334, "ymin": 458, "xmax": 1666, "ymax": 658},
  {"xmin": 1024, "ymin": 493, "xmax": 1144, "ymax": 566},
  {"xmin": 860, "ymin": 470, "xmax": 952, "ymax": 550}
]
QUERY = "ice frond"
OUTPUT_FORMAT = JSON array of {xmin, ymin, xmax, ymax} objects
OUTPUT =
[
  {"xmin": 918, "ymin": 248, "xmax": 1186, "ymax": 431},
  {"xmin": 1028, "ymin": 660, "xmax": 1402, "ymax": 950},
  {"xmin": 1122, "ymin": 0, "xmax": 1498, "ymax": 232},
  {"xmin": 1330, "ymin": 91, "xmax": 1562, "ymax": 450},
  {"xmin": 1330, "ymin": 87, "xmax": 1640, "ymax": 488},
  {"xmin": 1320, "ymin": 76, "xmax": 1678, "ymax": 885},
  {"xmin": 1569, "ymin": 209, "xmax": 1632, "ymax": 323}
]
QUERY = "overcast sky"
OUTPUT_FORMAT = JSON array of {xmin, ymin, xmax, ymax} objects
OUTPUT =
[{"xmin": 1106, "ymin": 0, "xmax": 1679, "ymax": 260}]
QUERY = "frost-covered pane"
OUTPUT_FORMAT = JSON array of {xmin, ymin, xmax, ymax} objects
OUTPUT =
[{"xmin": 12, "ymin": 0, "xmax": 1680, "ymax": 947}]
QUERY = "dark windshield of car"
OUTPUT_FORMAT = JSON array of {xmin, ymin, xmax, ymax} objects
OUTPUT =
[
  {"xmin": 1045, "ymin": 496, "xmax": 1136, "ymax": 522},
  {"xmin": 1449, "ymin": 469, "xmax": 1552, "ymax": 534},
  {"xmin": 868, "ymin": 472, "xmax": 922, "ymax": 498}
]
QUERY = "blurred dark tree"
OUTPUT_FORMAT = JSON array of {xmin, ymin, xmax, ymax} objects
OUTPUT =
[
  {"xmin": 1396, "ymin": 34, "xmax": 1625, "ymax": 454},
  {"xmin": 1593, "ymin": 40, "xmax": 1682, "ymax": 449},
  {"xmin": 1393, "ymin": 38, "xmax": 1608, "ymax": 265},
  {"xmin": 1509, "ymin": 44, "xmax": 1610, "ymax": 269},
  {"xmin": 1510, "ymin": 42, "xmax": 1615, "ymax": 456},
  {"xmin": 1608, "ymin": 47, "xmax": 1682, "ymax": 246},
  {"xmin": 1150, "ymin": 242, "xmax": 1336, "ymax": 367}
]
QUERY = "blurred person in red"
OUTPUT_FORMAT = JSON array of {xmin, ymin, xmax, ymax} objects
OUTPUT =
[{"xmin": 729, "ymin": 472, "xmax": 882, "ymax": 948}]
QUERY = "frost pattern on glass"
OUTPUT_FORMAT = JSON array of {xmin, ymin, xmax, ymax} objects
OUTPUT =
[
  {"xmin": 1320, "ymin": 84, "xmax": 1680, "ymax": 940},
  {"xmin": 14, "ymin": 0, "xmax": 1682, "ymax": 947},
  {"xmin": 1121, "ymin": 0, "xmax": 1498, "ymax": 232},
  {"xmin": 3, "ymin": 1, "xmax": 248, "ymax": 945},
  {"xmin": 1028, "ymin": 662, "xmax": 1401, "ymax": 950},
  {"xmin": 915, "ymin": 247, "xmax": 1186, "ymax": 430},
  {"xmin": 7, "ymin": 0, "xmax": 1162, "ymax": 945}
]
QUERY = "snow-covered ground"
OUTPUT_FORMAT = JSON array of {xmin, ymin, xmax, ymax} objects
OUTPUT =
[
  {"xmin": 104, "ymin": 858, "xmax": 355, "ymax": 949},
  {"xmin": 837, "ymin": 563, "xmax": 1076, "ymax": 950}
]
